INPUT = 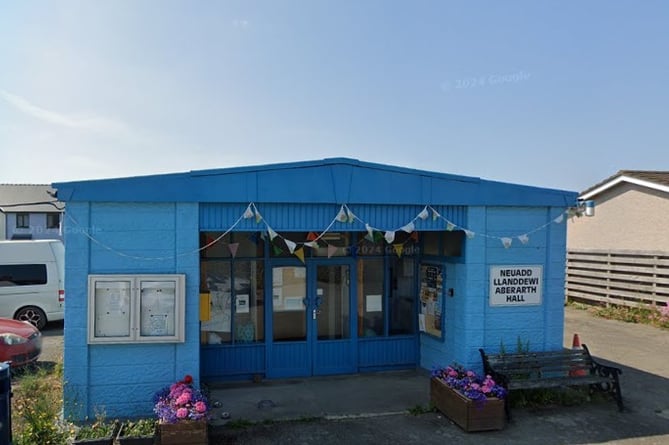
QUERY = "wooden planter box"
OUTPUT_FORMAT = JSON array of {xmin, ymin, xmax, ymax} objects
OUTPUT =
[
  {"xmin": 430, "ymin": 377, "xmax": 505, "ymax": 432},
  {"xmin": 158, "ymin": 419, "xmax": 208, "ymax": 445}
]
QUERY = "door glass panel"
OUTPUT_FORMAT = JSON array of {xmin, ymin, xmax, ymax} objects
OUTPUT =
[
  {"xmin": 272, "ymin": 266, "xmax": 307, "ymax": 341},
  {"xmin": 316, "ymin": 265, "xmax": 349, "ymax": 340},
  {"xmin": 358, "ymin": 259, "xmax": 384, "ymax": 337},
  {"xmin": 389, "ymin": 257, "xmax": 415, "ymax": 335}
]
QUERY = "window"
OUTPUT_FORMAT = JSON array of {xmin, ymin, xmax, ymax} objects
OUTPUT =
[
  {"xmin": 200, "ymin": 232, "xmax": 265, "ymax": 345},
  {"xmin": 16, "ymin": 213, "xmax": 30, "ymax": 228},
  {"xmin": 422, "ymin": 231, "xmax": 464, "ymax": 257},
  {"xmin": 47, "ymin": 213, "xmax": 61, "ymax": 229},
  {"xmin": 419, "ymin": 263, "xmax": 444, "ymax": 339},
  {"xmin": 0, "ymin": 264, "xmax": 47, "ymax": 286},
  {"xmin": 87, "ymin": 274, "xmax": 185, "ymax": 344}
]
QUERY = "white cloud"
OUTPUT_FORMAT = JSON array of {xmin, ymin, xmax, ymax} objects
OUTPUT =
[
  {"xmin": 233, "ymin": 19, "xmax": 250, "ymax": 28},
  {"xmin": 0, "ymin": 89, "xmax": 130, "ymax": 135}
]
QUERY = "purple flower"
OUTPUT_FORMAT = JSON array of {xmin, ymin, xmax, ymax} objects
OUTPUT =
[
  {"xmin": 433, "ymin": 363, "xmax": 507, "ymax": 402},
  {"xmin": 153, "ymin": 375, "xmax": 210, "ymax": 424}
]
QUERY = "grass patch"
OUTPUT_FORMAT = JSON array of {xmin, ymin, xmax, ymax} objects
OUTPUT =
[
  {"xmin": 11, "ymin": 363, "xmax": 73, "ymax": 445},
  {"xmin": 509, "ymin": 386, "xmax": 609, "ymax": 410},
  {"xmin": 407, "ymin": 404, "xmax": 434, "ymax": 415},
  {"xmin": 567, "ymin": 300, "xmax": 669, "ymax": 330}
]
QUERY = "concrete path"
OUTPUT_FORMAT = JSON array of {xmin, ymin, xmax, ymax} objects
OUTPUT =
[{"xmin": 208, "ymin": 306, "xmax": 669, "ymax": 444}]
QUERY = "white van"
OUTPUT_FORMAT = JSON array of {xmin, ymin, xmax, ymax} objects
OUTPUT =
[{"xmin": 0, "ymin": 239, "xmax": 64, "ymax": 329}]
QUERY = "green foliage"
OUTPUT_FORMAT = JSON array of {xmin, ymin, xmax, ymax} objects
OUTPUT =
[
  {"xmin": 509, "ymin": 387, "xmax": 603, "ymax": 409},
  {"xmin": 75, "ymin": 411, "xmax": 119, "ymax": 439},
  {"xmin": 12, "ymin": 367, "xmax": 72, "ymax": 445},
  {"xmin": 407, "ymin": 404, "xmax": 433, "ymax": 415},
  {"xmin": 499, "ymin": 336, "xmax": 530, "ymax": 355},
  {"xmin": 226, "ymin": 418, "xmax": 255, "ymax": 429},
  {"xmin": 567, "ymin": 299, "xmax": 669, "ymax": 330},
  {"xmin": 121, "ymin": 418, "xmax": 156, "ymax": 437}
]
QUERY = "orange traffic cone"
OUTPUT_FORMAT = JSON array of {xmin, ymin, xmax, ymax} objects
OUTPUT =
[{"xmin": 570, "ymin": 333, "xmax": 586, "ymax": 376}]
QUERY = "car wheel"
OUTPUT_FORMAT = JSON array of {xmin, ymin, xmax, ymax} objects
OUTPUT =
[{"xmin": 15, "ymin": 306, "xmax": 47, "ymax": 330}]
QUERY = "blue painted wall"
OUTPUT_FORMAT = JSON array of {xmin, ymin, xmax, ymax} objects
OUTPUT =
[
  {"xmin": 63, "ymin": 202, "xmax": 199, "ymax": 420},
  {"xmin": 419, "ymin": 206, "xmax": 569, "ymax": 374},
  {"xmin": 56, "ymin": 159, "xmax": 577, "ymax": 420}
]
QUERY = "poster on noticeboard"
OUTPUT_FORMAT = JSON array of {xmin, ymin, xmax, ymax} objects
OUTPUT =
[{"xmin": 419, "ymin": 263, "xmax": 443, "ymax": 338}]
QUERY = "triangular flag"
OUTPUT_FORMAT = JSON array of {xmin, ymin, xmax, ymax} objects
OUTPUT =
[
  {"xmin": 393, "ymin": 244, "xmax": 404, "ymax": 258},
  {"xmin": 432, "ymin": 208, "xmax": 440, "ymax": 221},
  {"xmin": 304, "ymin": 241, "xmax": 319, "ymax": 248},
  {"xmin": 364, "ymin": 232, "xmax": 375, "ymax": 242},
  {"xmin": 307, "ymin": 232, "xmax": 318, "ymax": 241},
  {"xmin": 294, "ymin": 247, "xmax": 305, "ymax": 263},
  {"xmin": 336, "ymin": 206, "xmax": 348, "ymax": 222},
  {"xmin": 255, "ymin": 210, "xmax": 262, "ymax": 224},
  {"xmin": 365, "ymin": 223, "xmax": 374, "ymax": 239},
  {"xmin": 285, "ymin": 239, "xmax": 297, "ymax": 254},
  {"xmin": 243, "ymin": 205, "xmax": 254, "ymax": 219},
  {"xmin": 384, "ymin": 231, "xmax": 396, "ymax": 244},
  {"xmin": 410, "ymin": 231, "xmax": 419, "ymax": 242},
  {"xmin": 272, "ymin": 244, "xmax": 283, "ymax": 255},
  {"xmin": 418, "ymin": 207, "xmax": 429, "ymax": 220},
  {"xmin": 554, "ymin": 214, "xmax": 565, "ymax": 224},
  {"xmin": 501, "ymin": 237, "xmax": 512, "ymax": 249},
  {"xmin": 518, "ymin": 234, "xmax": 529, "ymax": 245},
  {"xmin": 347, "ymin": 208, "xmax": 355, "ymax": 223},
  {"xmin": 228, "ymin": 243, "xmax": 239, "ymax": 258},
  {"xmin": 373, "ymin": 231, "xmax": 384, "ymax": 242},
  {"xmin": 446, "ymin": 222, "xmax": 456, "ymax": 231},
  {"xmin": 401, "ymin": 222, "xmax": 415, "ymax": 233},
  {"xmin": 267, "ymin": 227, "xmax": 278, "ymax": 240},
  {"xmin": 327, "ymin": 244, "xmax": 338, "ymax": 258},
  {"xmin": 464, "ymin": 229, "xmax": 475, "ymax": 239}
]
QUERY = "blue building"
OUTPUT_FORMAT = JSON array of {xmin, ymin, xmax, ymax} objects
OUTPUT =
[{"xmin": 53, "ymin": 158, "xmax": 577, "ymax": 420}]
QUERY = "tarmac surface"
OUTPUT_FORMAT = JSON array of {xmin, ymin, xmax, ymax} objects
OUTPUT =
[{"xmin": 206, "ymin": 306, "xmax": 669, "ymax": 444}]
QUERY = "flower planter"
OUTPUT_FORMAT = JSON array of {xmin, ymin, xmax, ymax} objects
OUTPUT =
[
  {"xmin": 158, "ymin": 419, "xmax": 208, "ymax": 445},
  {"xmin": 116, "ymin": 422, "xmax": 156, "ymax": 445},
  {"xmin": 72, "ymin": 421, "xmax": 120, "ymax": 445},
  {"xmin": 430, "ymin": 377, "xmax": 505, "ymax": 432}
]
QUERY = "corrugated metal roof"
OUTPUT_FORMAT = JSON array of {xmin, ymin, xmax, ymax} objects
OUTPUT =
[
  {"xmin": 0, "ymin": 184, "xmax": 63, "ymax": 212},
  {"xmin": 580, "ymin": 170, "xmax": 669, "ymax": 199},
  {"xmin": 53, "ymin": 157, "xmax": 578, "ymax": 207}
]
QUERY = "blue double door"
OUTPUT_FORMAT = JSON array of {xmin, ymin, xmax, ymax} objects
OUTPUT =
[{"xmin": 267, "ymin": 259, "xmax": 357, "ymax": 378}]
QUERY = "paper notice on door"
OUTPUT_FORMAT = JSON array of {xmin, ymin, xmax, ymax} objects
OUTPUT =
[
  {"xmin": 366, "ymin": 294, "xmax": 382, "ymax": 312},
  {"xmin": 418, "ymin": 314, "xmax": 426, "ymax": 332}
]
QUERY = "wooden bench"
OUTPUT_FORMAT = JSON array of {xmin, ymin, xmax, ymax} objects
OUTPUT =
[{"xmin": 479, "ymin": 345, "xmax": 623, "ymax": 419}]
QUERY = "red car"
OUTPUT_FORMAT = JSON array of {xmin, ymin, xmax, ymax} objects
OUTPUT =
[{"xmin": 0, "ymin": 318, "xmax": 42, "ymax": 367}]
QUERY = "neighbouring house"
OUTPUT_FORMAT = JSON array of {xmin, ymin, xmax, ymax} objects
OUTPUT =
[
  {"xmin": 0, "ymin": 184, "xmax": 63, "ymax": 241},
  {"xmin": 566, "ymin": 170, "xmax": 669, "ymax": 308},
  {"xmin": 52, "ymin": 158, "xmax": 578, "ymax": 420}
]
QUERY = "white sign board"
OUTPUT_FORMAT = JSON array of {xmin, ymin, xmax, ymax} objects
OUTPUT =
[{"xmin": 489, "ymin": 265, "xmax": 543, "ymax": 306}]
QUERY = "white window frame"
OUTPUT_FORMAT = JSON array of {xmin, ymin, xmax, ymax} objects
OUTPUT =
[{"xmin": 88, "ymin": 274, "xmax": 186, "ymax": 344}]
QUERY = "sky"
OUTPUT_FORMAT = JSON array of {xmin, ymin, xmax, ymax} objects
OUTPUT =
[{"xmin": 0, "ymin": 1, "xmax": 667, "ymax": 192}]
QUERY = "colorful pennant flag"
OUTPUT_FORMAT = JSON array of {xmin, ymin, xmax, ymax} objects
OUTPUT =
[
  {"xmin": 272, "ymin": 244, "xmax": 283, "ymax": 255},
  {"xmin": 554, "ymin": 213, "xmax": 565, "ymax": 224},
  {"xmin": 285, "ymin": 239, "xmax": 297, "ymax": 254},
  {"xmin": 346, "ymin": 208, "xmax": 356, "ymax": 223},
  {"xmin": 327, "ymin": 244, "xmax": 338, "ymax": 258},
  {"xmin": 393, "ymin": 244, "xmax": 404, "ymax": 258},
  {"xmin": 518, "ymin": 234, "xmax": 530, "ymax": 245},
  {"xmin": 336, "ymin": 205, "xmax": 348, "ymax": 222},
  {"xmin": 401, "ymin": 222, "xmax": 415, "ymax": 233},
  {"xmin": 294, "ymin": 247, "xmax": 305, "ymax": 263},
  {"xmin": 304, "ymin": 241, "xmax": 319, "ymax": 249},
  {"xmin": 243, "ymin": 205, "xmax": 254, "ymax": 219},
  {"xmin": 446, "ymin": 222, "xmax": 456, "ymax": 231},
  {"xmin": 267, "ymin": 227, "xmax": 278, "ymax": 240},
  {"xmin": 418, "ymin": 206, "xmax": 429, "ymax": 220},
  {"xmin": 254, "ymin": 209, "xmax": 263, "ymax": 224},
  {"xmin": 228, "ymin": 243, "xmax": 239, "ymax": 258},
  {"xmin": 384, "ymin": 230, "xmax": 396, "ymax": 244},
  {"xmin": 307, "ymin": 232, "xmax": 318, "ymax": 241},
  {"xmin": 432, "ymin": 208, "xmax": 440, "ymax": 221},
  {"xmin": 501, "ymin": 237, "xmax": 512, "ymax": 249},
  {"xmin": 464, "ymin": 229, "xmax": 475, "ymax": 239}
]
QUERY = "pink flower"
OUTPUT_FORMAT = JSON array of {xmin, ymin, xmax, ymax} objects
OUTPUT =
[
  {"xmin": 176, "ymin": 392, "xmax": 192, "ymax": 406},
  {"xmin": 195, "ymin": 401, "xmax": 207, "ymax": 413},
  {"xmin": 176, "ymin": 407, "xmax": 189, "ymax": 419},
  {"xmin": 466, "ymin": 371, "xmax": 474, "ymax": 377}
]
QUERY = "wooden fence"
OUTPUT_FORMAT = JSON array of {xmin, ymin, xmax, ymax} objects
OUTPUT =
[{"xmin": 566, "ymin": 249, "xmax": 669, "ymax": 309}]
